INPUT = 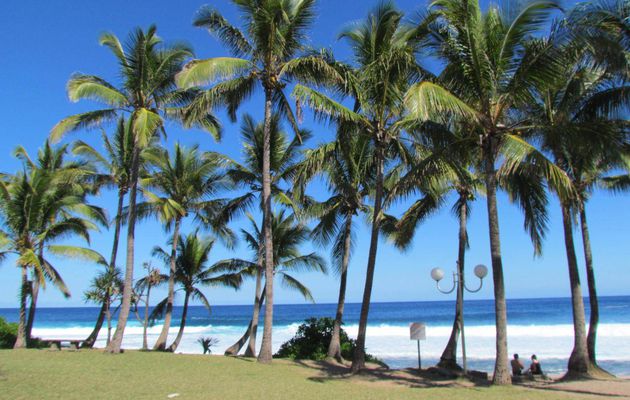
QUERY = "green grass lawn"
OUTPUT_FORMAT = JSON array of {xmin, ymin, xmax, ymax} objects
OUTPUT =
[{"xmin": 0, "ymin": 349, "xmax": 580, "ymax": 400}]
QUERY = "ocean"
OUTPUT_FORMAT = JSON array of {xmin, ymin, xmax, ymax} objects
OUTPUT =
[{"xmin": 1, "ymin": 296, "xmax": 629, "ymax": 376}]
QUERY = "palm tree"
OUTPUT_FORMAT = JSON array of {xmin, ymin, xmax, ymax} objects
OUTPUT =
[
  {"xmin": 73, "ymin": 117, "xmax": 136, "ymax": 348},
  {"xmin": 0, "ymin": 152, "xmax": 107, "ymax": 348},
  {"xmin": 83, "ymin": 267, "xmax": 124, "ymax": 346},
  {"xmin": 151, "ymin": 231, "xmax": 245, "ymax": 352},
  {"xmin": 526, "ymin": 37, "xmax": 629, "ymax": 375},
  {"xmin": 177, "ymin": 0, "xmax": 339, "ymax": 363},
  {"xmin": 295, "ymin": 131, "xmax": 374, "ymax": 361},
  {"xmin": 403, "ymin": 0, "xmax": 569, "ymax": 383},
  {"xmin": 217, "ymin": 211, "xmax": 327, "ymax": 356},
  {"xmin": 396, "ymin": 163, "xmax": 481, "ymax": 370},
  {"xmin": 51, "ymin": 26, "xmax": 219, "ymax": 353},
  {"xmin": 137, "ymin": 143, "xmax": 237, "ymax": 351},
  {"xmin": 292, "ymin": 2, "xmax": 428, "ymax": 371},
  {"xmin": 223, "ymin": 114, "xmax": 307, "ymax": 357},
  {"xmin": 134, "ymin": 262, "xmax": 167, "ymax": 350},
  {"xmin": 12, "ymin": 140, "xmax": 105, "ymax": 342}
]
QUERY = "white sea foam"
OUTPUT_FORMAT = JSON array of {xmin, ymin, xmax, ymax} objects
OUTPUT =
[{"xmin": 32, "ymin": 322, "xmax": 630, "ymax": 370}]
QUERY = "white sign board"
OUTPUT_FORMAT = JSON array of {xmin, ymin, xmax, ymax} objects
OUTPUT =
[{"xmin": 409, "ymin": 322, "xmax": 426, "ymax": 340}]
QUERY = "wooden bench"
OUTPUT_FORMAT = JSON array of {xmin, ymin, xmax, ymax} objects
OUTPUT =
[{"xmin": 40, "ymin": 339, "xmax": 85, "ymax": 351}]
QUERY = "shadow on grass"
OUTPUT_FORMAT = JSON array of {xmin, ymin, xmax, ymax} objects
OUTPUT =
[
  {"xmin": 227, "ymin": 356, "xmax": 255, "ymax": 363},
  {"xmin": 290, "ymin": 359, "xmax": 490, "ymax": 390}
]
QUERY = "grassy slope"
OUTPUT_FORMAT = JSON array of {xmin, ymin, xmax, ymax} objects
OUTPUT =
[{"xmin": 0, "ymin": 350, "xmax": 577, "ymax": 400}]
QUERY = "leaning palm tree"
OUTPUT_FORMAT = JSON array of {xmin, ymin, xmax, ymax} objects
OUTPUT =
[
  {"xmin": 151, "ymin": 231, "xmax": 245, "ymax": 352},
  {"xmin": 73, "ymin": 117, "xmax": 136, "ymax": 348},
  {"xmin": 51, "ymin": 26, "xmax": 219, "ymax": 353},
  {"xmin": 12, "ymin": 140, "xmax": 105, "ymax": 342},
  {"xmin": 295, "ymin": 131, "xmax": 374, "ymax": 361},
  {"xmin": 177, "ymin": 0, "xmax": 339, "ymax": 363},
  {"xmin": 292, "ymin": 2, "xmax": 429, "ymax": 371},
  {"xmin": 83, "ymin": 267, "xmax": 124, "ymax": 346},
  {"xmin": 403, "ymin": 0, "xmax": 569, "ymax": 383},
  {"xmin": 222, "ymin": 113, "xmax": 308, "ymax": 357},
  {"xmin": 525, "ymin": 37, "xmax": 629, "ymax": 375},
  {"xmin": 134, "ymin": 262, "xmax": 167, "ymax": 350},
  {"xmin": 137, "ymin": 143, "xmax": 237, "ymax": 351},
  {"xmin": 0, "ymin": 166, "xmax": 107, "ymax": 348},
  {"xmin": 217, "ymin": 211, "xmax": 327, "ymax": 356}
]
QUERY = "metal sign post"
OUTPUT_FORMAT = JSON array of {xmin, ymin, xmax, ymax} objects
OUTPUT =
[{"xmin": 409, "ymin": 322, "xmax": 426, "ymax": 370}]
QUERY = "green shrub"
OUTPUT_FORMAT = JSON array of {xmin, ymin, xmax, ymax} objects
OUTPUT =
[
  {"xmin": 275, "ymin": 317, "xmax": 384, "ymax": 365},
  {"xmin": 0, "ymin": 316, "xmax": 18, "ymax": 349}
]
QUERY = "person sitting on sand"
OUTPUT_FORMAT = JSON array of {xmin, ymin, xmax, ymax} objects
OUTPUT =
[
  {"xmin": 511, "ymin": 354, "xmax": 524, "ymax": 376},
  {"xmin": 529, "ymin": 354, "xmax": 543, "ymax": 375}
]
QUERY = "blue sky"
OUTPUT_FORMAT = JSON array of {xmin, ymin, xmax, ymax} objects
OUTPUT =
[{"xmin": 0, "ymin": 0, "xmax": 628, "ymax": 308}]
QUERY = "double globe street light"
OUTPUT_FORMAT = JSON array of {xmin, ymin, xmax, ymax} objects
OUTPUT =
[{"xmin": 430, "ymin": 263, "xmax": 488, "ymax": 375}]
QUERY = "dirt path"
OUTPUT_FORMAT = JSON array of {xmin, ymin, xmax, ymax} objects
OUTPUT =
[{"xmin": 520, "ymin": 378, "xmax": 630, "ymax": 399}]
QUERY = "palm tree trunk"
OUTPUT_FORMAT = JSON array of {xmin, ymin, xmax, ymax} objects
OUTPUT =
[
  {"xmin": 438, "ymin": 198, "xmax": 467, "ymax": 370},
  {"xmin": 142, "ymin": 284, "xmax": 152, "ymax": 350},
  {"xmin": 168, "ymin": 291, "xmax": 190, "ymax": 352},
  {"xmin": 327, "ymin": 213, "xmax": 353, "ymax": 361},
  {"xmin": 561, "ymin": 203, "xmax": 591, "ymax": 376},
  {"xmin": 258, "ymin": 88, "xmax": 275, "ymax": 364},
  {"xmin": 106, "ymin": 145, "xmax": 141, "ymax": 353},
  {"xmin": 106, "ymin": 298, "xmax": 112, "ymax": 346},
  {"xmin": 82, "ymin": 299, "xmax": 107, "ymax": 349},
  {"xmin": 153, "ymin": 217, "xmax": 182, "ymax": 350},
  {"xmin": 245, "ymin": 268, "xmax": 265, "ymax": 357},
  {"xmin": 84, "ymin": 189, "xmax": 124, "ymax": 348},
  {"xmin": 25, "ymin": 278, "xmax": 40, "ymax": 343},
  {"xmin": 14, "ymin": 266, "xmax": 28, "ymax": 349},
  {"xmin": 154, "ymin": 217, "xmax": 182, "ymax": 351},
  {"xmin": 224, "ymin": 321, "xmax": 252, "ymax": 356},
  {"xmin": 579, "ymin": 206, "xmax": 600, "ymax": 366},
  {"xmin": 352, "ymin": 142, "xmax": 385, "ymax": 373},
  {"xmin": 224, "ymin": 287, "xmax": 266, "ymax": 357},
  {"xmin": 483, "ymin": 149, "xmax": 511, "ymax": 385},
  {"xmin": 26, "ymin": 247, "xmax": 46, "ymax": 343}
]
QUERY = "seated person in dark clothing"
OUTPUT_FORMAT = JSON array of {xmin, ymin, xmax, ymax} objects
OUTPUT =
[
  {"xmin": 529, "ymin": 354, "xmax": 543, "ymax": 375},
  {"xmin": 511, "ymin": 354, "xmax": 524, "ymax": 376}
]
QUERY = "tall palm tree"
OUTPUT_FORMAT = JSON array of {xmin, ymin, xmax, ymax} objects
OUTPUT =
[
  {"xmin": 0, "ymin": 154, "xmax": 107, "ymax": 348},
  {"xmin": 50, "ymin": 26, "xmax": 219, "ymax": 353},
  {"xmin": 217, "ymin": 211, "xmax": 327, "ymax": 356},
  {"xmin": 73, "ymin": 117, "xmax": 136, "ymax": 348},
  {"xmin": 292, "ymin": 2, "xmax": 428, "ymax": 371},
  {"xmin": 151, "ymin": 231, "xmax": 245, "ymax": 352},
  {"xmin": 403, "ymin": 0, "xmax": 569, "ymax": 383},
  {"xmin": 176, "ymin": 0, "xmax": 338, "ymax": 363},
  {"xmin": 566, "ymin": 0, "xmax": 630, "ymax": 372},
  {"xmin": 83, "ymin": 267, "xmax": 124, "ymax": 346},
  {"xmin": 295, "ymin": 131, "xmax": 374, "ymax": 361},
  {"xmin": 137, "ymin": 143, "xmax": 237, "ymax": 351},
  {"xmin": 223, "ymin": 114, "xmax": 307, "ymax": 357},
  {"xmin": 134, "ymin": 262, "xmax": 167, "ymax": 350},
  {"xmin": 526, "ymin": 38, "xmax": 629, "ymax": 375}
]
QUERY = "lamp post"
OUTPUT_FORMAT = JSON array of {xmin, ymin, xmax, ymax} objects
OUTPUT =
[{"xmin": 430, "ymin": 263, "xmax": 488, "ymax": 375}]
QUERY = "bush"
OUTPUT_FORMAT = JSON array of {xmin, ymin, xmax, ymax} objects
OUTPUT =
[
  {"xmin": 197, "ymin": 336, "xmax": 219, "ymax": 354},
  {"xmin": 0, "ymin": 316, "xmax": 18, "ymax": 349},
  {"xmin": 275, "ymin": 317, "xmax": 384, "ymax": 365}
]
